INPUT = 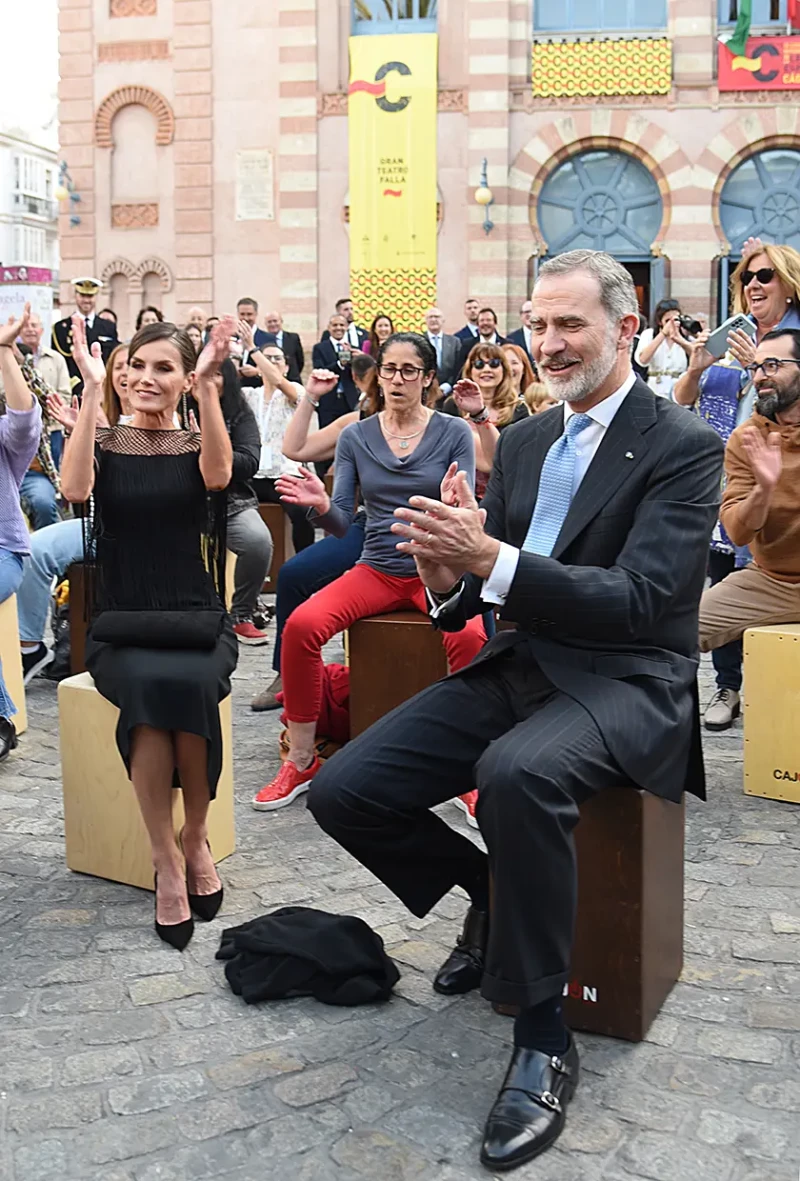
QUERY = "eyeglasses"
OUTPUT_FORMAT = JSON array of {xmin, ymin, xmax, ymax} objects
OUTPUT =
[
  {"xmin": 378, "ymin": 364, "xmax": 426, "ymax": 381},
  {"xmin": 473, "ymin": 357, "xmax": 502, "ymax": 370},
  {"xmin": 741, "ymin": 267, "xmax": 776, "ymax": 287},
  {"xmin": 745, "ymin": 358, "xmax": 800, "ymax": 378}
]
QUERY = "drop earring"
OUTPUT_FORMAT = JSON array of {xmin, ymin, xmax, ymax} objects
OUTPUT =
[{"xmin": 182, "ymin": 390, "xmax": 189, "ymax": 429}]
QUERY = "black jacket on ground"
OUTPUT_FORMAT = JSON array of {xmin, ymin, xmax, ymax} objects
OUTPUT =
[{"xmin": 217, "ymin": 907, "xmax": 400, "ymax": 1005}]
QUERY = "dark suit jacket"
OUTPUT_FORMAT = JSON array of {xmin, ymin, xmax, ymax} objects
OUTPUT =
[
  {"xmin": 265, "ymin": 330, "xmax": 304, "ymax": 384},
  {"xmin": 455, "ymin": 324, "xmax": 480, "ymax": 343},
  {"xmin": 435, "ymin": 378, "xmax": 724, "ymax": 804},
  {"xmin": 239, "ymin": 328, "xmax": 272, "ymax": 388},
  {"xmin": 311, "ymin": 337, "xmax": 360, "ymax": 427},
  {"xmin": 507, "ymin": 327, "xmax": 533, "ymax": 366},
  {"xmin": 456, "ymin": 332, "xmax": 507, "ymax": 377},
  {"xmin": 52, "ymin": 314, "xmax": 119, "ymax": 394},
  {"xmin": 427, "ymin": 332, "xmax": 461, "ymax": 392}
]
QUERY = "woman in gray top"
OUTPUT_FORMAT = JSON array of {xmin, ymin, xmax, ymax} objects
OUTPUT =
[{"xmin": 253, "ymin": 332, "xmax": 488, "ymax": 812}]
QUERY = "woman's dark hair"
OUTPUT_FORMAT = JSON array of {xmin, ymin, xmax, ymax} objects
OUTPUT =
[
  {"xmin": 351, "ymin": 352, "xmax": 381, "ymax": 416},
  {"xmin": 98, "ymin": 307, "xmax": 117, "ymax": 322},
  {"xmin": 183, "ymin": 358, "xmax": 246, "ymax": 430},
  {"xmin": 376, "ymin": 332, "xmax": 440, "ymax": 408},
  {"xmin": 135, "ymin": 305, "xmax": 164, "ymax": 331},
  {"xmin": 652, "ymin": 299, "xmax": 680, "ymax": 331},
  {"xmin": 368, "ymin": 313, "xmax": 394, "ymax": 357},
  {"xmin": 128, "ymin": 321, "xmax": 198, "ymax": 374}
]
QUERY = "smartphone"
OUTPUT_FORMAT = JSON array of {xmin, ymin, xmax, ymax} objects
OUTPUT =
[{"xmin": 705, "ymin": 314, "xmax": 756, "ymax": 360}]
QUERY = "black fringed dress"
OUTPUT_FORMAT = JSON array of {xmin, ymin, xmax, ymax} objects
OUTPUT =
[{"xmin": 84, "ymin": 425, "xmax": 238, "ymax": 797}]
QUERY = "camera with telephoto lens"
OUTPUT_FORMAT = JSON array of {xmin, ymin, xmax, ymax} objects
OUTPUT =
[{"xmin": 678, "ymin": 314, "xmax": 703, "ymax": 338}]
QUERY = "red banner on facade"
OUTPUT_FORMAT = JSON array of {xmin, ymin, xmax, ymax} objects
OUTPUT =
[{"xmin": 719, "ymin": 36, "xmax": 800, "ymax": 90}]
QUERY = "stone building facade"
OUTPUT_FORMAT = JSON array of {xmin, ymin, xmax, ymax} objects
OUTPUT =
[{"xmin": 57, "ymin": 0, "xmax": 800, "ymax": 342}]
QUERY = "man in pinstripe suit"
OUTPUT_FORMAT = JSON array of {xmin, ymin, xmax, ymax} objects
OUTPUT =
[{"xmin": 308, "ymin": 252, "xmax": 724, "ymax": 1172}]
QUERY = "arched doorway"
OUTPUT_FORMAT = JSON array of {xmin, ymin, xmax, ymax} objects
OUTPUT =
[
  {"xmin": 535, "ymin": 149, "xmax": 664, "ymax": 315},
  {"xmin": 718, "ymin": 147, "xmax": 800, "ymax": 317}
]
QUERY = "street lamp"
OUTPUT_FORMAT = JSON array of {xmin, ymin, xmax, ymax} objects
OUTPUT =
[{"xmin": 474, "ymin": 157, "xmax": 494, "ymax": 236}]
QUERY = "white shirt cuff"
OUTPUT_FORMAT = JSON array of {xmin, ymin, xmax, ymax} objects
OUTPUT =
[
  {"xmin": 481, "ymin": 542, "xmax": 520, "ymax": 606},
  {"xmin": 425, "ymin": 583, "xmax": 464, "ymax": 619}
]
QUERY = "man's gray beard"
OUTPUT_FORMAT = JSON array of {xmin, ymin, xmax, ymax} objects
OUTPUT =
[{"xmin": 540, "ymin": 336, "xmax": 618, "ymax": 404}]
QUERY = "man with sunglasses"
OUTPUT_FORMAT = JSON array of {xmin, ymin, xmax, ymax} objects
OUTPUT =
[{"xmin": 699, "ymin": 328, "xmax": 800, "ymax": 659}]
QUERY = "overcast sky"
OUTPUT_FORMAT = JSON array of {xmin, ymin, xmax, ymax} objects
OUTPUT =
[{"xmin": 1, "ymin": 0, "xmax": 59, "ymax": 148}]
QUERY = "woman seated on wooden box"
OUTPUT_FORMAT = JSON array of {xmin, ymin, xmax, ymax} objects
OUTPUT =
[
  {"xmin": 252, "ymin": 332, "xmax": 487, "ymax": 813},
  {"xmin": 61, "ymin": 315, "xmax": 238, "ymax": 951}
]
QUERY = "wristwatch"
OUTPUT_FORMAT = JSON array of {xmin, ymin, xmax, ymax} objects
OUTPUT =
[{"xmin": 469, "ymin": 407, "xmax": 490, "ymax": 425}]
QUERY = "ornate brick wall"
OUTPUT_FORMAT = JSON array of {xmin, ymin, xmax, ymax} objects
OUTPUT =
[{"xmin": 278, "ymin": 0, "xmax": 319, "ymax": 337}]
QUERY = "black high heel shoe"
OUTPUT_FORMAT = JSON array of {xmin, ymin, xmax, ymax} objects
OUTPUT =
[
  {"xmin": 180, "ymin": 831, "xmax": 224, "ymax": 922},
  {"xmin": 153, "ymin": 873, "xmax": 194, "ymax": 950}
]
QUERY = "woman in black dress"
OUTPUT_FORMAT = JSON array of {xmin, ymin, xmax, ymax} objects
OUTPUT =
[{"xmin": 61, "ymin": 314, "xmax": 238, "ymax": 949}]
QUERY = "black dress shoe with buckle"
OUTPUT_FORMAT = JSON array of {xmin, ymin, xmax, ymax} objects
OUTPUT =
[
  {"xmin": 433, "ymin": 905, "xmax": 488, "ymax": 995},
  {"xmin": 480, "ymin": 1033, "xmax": 579, "ymax": 1172}
]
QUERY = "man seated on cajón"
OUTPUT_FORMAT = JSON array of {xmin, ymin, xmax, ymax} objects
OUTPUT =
[{"xmin": 306, "ymin": 250, "xmax": 724, "ymax": 1173}]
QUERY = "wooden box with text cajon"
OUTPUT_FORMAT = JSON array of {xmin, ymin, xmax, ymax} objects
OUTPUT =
[
  {"xmin": 59, "ymin": 673, "xmax": 235, "ymax": 891},
  {"xmin": 258, "ymin": 503, "xmax": 295, "ymax": 593},
  {"xmin": 744, "ymin": 624, "xmax": 800, "ymax": 804},
  {"xmin": 0, "ymin": 594, "xmax": 27, "ymax": 735},
  {"xmin": 348, "ymin": 611, "xmax": 684, "ymax": 1041}
]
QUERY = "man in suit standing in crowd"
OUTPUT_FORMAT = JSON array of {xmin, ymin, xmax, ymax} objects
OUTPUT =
[
  {"xmin": 455, "ymin": 297, "xmax": 480, "ymax": 343},
  {"xmin": 236, "ymin": 297, "xmax": 271, "ymax": 389},
  {"xmin": 508, "ymin": 299, "xmax": 535, "ymax": 367},
  {"xmin": 312, "ymin": 313, "xmax": 359, "ymax": 427},
  {"xmin": 457, "ymin": 306, "xmax": 506, "ymax": 373},
  {"xmin": 308, "ymin": 250, "xmax": 723, "ymax": 1173},
  {"xmin": 264, "ymin": 309, "xmax": 305, "ymax": 383},
  {"xmin": 335, "ymin": 297, "xmax": 368, "ymax": 350},
  {"xmin": 424, "ymin": 307, "xmax": 461, "ymax": 397},
  {"xmin": 52, "ymin": 277, "xmax": 118, "ymax": 396}
]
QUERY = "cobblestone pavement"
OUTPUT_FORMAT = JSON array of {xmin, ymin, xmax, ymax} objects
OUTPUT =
[{"xmin": 1, "ymin": 635, "xmax": 799, "ymax": 1181}]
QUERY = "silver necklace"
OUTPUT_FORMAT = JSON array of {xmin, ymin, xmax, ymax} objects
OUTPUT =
[{"xmin": 380, "ymin": 411, "xmax": 428, "ymax": 450}]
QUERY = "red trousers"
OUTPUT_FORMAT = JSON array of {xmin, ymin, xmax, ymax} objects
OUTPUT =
[{"xmin": 281, "ymin": 563, "xmax": 487, "ymax": 725}]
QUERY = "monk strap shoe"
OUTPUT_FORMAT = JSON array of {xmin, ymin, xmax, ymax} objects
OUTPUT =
[
  {"xmin": 480, "ymin": 1033, "xmax": 579, "ymax": 1172},
  {"xmin": 433, "ymin": 905, "xmax": 488, "ymax": 995}
]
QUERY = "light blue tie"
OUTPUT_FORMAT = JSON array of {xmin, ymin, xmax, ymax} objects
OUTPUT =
[
  {"xmin": 523, "ymin": 413, "xmax": 594, "ymax": 557},
  {"xmin": 433, "ymin": 334, "xmax": 442, "ymax": 366}
]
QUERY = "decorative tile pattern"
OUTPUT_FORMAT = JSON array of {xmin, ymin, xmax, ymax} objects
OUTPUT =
[
  {"xmin": 532, "ymin": 39, "xmax": 673, "ymax": 99},
  {"xmin": 111, "ymin": 203, "xmax": 159, "ymax": 228}
]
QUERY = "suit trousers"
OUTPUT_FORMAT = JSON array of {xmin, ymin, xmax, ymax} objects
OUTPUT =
[{"xmin": 308, "ymin": 639, "xmax": 628, "ymax": 1008}]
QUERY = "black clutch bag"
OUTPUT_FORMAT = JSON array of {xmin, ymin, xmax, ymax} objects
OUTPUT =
[{"xmin": 91, "ymin": 610, "xmax": 225, "ymax": 650}]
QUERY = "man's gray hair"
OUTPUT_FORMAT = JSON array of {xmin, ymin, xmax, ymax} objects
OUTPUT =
[{"xmin": 537, "ymin": 250, "xmax": 639, "ymax": 322}]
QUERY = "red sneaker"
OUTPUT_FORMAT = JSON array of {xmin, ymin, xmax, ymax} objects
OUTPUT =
[
  {"xmin": 233, "ymin": 619, "xmax": 268, "ymax": 647},
  {"xmin": 454, "ymin": 791, "xmax": 479, "ymax": 829},
  {"xmin": 252, "ymin": 757, "xmax": 322, "ymax": 812}
]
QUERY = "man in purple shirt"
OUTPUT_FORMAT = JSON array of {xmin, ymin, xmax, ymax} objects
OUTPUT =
[{"xmin": 0, "ymin": 305, "xmax": 42, "ymax": 759}]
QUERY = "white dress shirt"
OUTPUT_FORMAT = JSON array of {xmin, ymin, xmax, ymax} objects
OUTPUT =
[
  {"xmin": 523, "ymin": 325, "xmax": 532, "ymax": 355},
  {"xmin": 481, "ymin": 371, "xmax": 636, "ymax": 605},
  {"xmin": 428, "ymin": 370, "xmax": 637, "ymax": 617},
  {"xmin": 347, "ymin": 323, "xmax": 360, "ymax": 347}
]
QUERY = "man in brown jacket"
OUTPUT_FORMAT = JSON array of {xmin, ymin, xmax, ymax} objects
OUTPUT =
[{"xmin": 699, "ymin": 327, "xmax": 800, "ymax": 651}]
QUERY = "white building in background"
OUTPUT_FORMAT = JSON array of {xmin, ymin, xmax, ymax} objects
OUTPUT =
[{"xmin": 0, "ymin": 131, "xmax": 59, "ymax": 281}]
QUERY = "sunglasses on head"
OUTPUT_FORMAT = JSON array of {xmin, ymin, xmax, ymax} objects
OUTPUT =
[
  {"xmin": 741, "ymin": 267, "xmax": 776, "ymax": 287},
  {"xmin": 473, "ymin": 357, "xmax": 502, "ymax": 370}
]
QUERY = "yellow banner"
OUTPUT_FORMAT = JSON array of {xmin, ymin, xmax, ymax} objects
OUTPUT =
[{"xmin": 348, "ymin": 33, "xmax": 438, "ymax": 332}]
